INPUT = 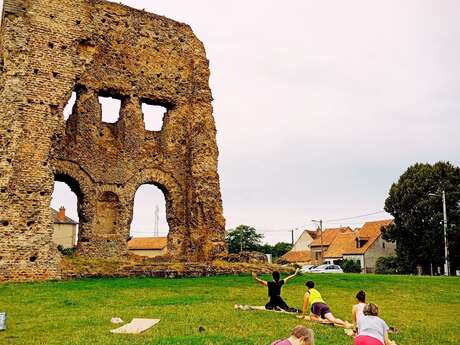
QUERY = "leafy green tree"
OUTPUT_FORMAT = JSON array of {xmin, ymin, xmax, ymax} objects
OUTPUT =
[
  {"xmin": 271, "ymin": 242, "xmax": 293, "ymax": 258},
  {"xmin": 256, "ymin": 243, "xmax": 274, "ymax": 255},
  {"xmin": 226, "ymin": 225, "xmax": 263, "ymax": 254},
  {"xmin": 384, "ymin": 162, "xmax": 460, "ymax": 274}
]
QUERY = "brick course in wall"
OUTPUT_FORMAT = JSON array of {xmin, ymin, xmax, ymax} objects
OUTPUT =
[{"xmin": 0, "ymin": 0, "xmax": 226, "ymax": 282}]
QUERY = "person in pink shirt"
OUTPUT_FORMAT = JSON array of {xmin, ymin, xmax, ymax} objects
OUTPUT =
[{"xmin": 271, "ymin": 325, "xmax": 315, "ymax": 345}]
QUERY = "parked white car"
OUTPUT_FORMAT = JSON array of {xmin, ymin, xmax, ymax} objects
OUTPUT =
[
  {"xmin": 300, "ymin": 264, "xmax": 317, "ymax": 273},
  {"xmin": 309, "ymin": 264, "xmax": 343, "ymax": 273}
]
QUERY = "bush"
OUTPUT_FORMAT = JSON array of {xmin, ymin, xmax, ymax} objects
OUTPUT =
[
  {"xmin": 341, "ymin": 259, "xmax": 362, "ymax": 273},
  {"xmin": 375, "ymin": 256, "xmax": 401, "ymax": 274},
  {"xmin": 57, "ymin": 245, "xmax": 76, "ymax": 257}
]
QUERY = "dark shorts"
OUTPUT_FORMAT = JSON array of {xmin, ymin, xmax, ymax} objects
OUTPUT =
[{"xmin": 311, "ymin": 302, "xmax": 331, "ymax": 318}]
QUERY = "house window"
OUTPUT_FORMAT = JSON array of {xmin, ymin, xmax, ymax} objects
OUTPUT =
[
  {"xmin": 382, "ymin": 242, "xmax": 385, "ymax": 248},
  {"xmin": 315, "ymin": 252, "xmax": 321, "ymax": 260}
]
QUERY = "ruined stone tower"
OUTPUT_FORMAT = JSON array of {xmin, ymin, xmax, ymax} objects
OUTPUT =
[{"xmin": 0, "ymin": 0, "xmax": 226, "ymax": 281}]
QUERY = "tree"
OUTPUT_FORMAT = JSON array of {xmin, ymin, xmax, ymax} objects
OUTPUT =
[
  {"xmin": 226, "ymin": 225, "xmax": 263, "ymax": 254},
  {"xmin": 271, "ymin": 242, "xmax": 293, "ymax": 258},
  {"xmin": 375, "ymin": 256, "xmax": 400, "ymax": 274},
  {"xmin": 384, "ymin": 162, "xmax": 460, "ymax": 274}
]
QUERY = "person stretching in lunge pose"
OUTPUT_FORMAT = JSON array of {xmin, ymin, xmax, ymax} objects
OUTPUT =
[
  {"xmin": 355, "ymin": 303, "xmax": 395, "ymax": 345},
  {"xmin": 271, "ymin": 325, "xmax": 315, "ymax": 345},
  {"xmin": 252, "ymin": 269, "xmax": 300, "ymax": 312},
  {"xmin": 352, "ymin": 290, "xmax": 367, "ymax": 332},
  {"xmin": 301, "ymin": 280, "xmax": 351, "ymax": 328}
]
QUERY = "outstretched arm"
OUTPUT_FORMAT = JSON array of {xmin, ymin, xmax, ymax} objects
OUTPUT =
[
  {"xmin": 252, "ymin": 272, "xmax": 268, "ymax": 286},
  {"xmin": 283, "ymin": 268, "xmax": 300, "ymax": 284},
  {"xmin": 384, "ymin": 331, "xmax": 393, "ymax": 345},
  {"xmin": 352, "ymin": 305, "xmax": 357, "ymax": 330},
  {"xmin": 302, "ymin": 292, "xmax": 310, "ymax": 316}
]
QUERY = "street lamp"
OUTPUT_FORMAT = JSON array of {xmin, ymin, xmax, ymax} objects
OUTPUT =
[
  {"xmin": 428, "ymin": 190, "xmax": 449, "ymax": 276},
  {"xmin": 312, "ymin": 219, "xmax": 323, "ymax": 264}
]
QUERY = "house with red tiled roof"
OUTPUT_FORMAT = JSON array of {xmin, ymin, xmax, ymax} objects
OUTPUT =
[
  {"xmin": 323, "ymin": 219, "xmax": 395, "ymax": 273},
  {"xmin": 128, "ymin": 237, "xmax": 167, "ymax": 257},
  {"xmin": 51, "ymin": 207, "xmax": 78, "ymax": 249},
  {"xmin": 322, "ymin": 232, "xmax": 357, "ymax": 263},
  {"xmin": 309, "ymin": 227, "xmax": 353, "ymax": 263},
  {"xmin": 279, "ymin": 228, "xmax": 317, "ymax": 264}
]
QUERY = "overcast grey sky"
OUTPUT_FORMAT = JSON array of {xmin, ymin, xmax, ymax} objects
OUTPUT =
[{"xmin": 45, "ymin": 0, "xmax": 460, "ymax": 244}]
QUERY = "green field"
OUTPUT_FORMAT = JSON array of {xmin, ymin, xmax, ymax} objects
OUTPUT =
[{"xmin": 0, "ymin": 274, "xmax": 459, "ymax": 345}]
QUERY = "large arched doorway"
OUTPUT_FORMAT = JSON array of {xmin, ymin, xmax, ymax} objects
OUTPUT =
[
  {"xmin": 51, "ymin": 174, "xmax": 83, "ymax": 251},
  {"xmin": 129, "ymin": 183, "xmax": 169, "ymax": 257}
]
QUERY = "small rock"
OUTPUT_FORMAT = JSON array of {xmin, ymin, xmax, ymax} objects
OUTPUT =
[{"xmin": 111, "ymin": 317, "xmax": 124, "ymax": 324}]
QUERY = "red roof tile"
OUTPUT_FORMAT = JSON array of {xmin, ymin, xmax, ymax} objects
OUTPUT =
[
  {"xmin": 128, "ymin": 237, "xmax": 167, "ymax": 250},
  {"xmin": 281, "ymin": 250, "xmax": 312, "ymax": 263},
  {"xmin": 51, "ymin": 208, "xmax": 78, "ymax": 225},
  {"xmin": 310, "ymin": 227, "xmax": 353, "ymax": 247},
  {"xmin": 324, "ymin": 232, "xmax": 357, "ymax": 258}
]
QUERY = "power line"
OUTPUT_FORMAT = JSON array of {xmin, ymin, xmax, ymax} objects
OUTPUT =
[
  {"xmin": 324, "ymin": 210, "xmax": 386, "ymax": 223},
  {"xmin": 228, "ymin": 210, "xmax": 387, "ymax": 234}
]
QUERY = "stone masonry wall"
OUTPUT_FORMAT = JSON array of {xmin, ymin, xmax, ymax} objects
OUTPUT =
[{"xmin": 0, "ymin": 0, "xmax": 226, "ymax": 281}]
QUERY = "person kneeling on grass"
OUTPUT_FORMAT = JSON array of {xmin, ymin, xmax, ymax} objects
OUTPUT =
[
  {"xmin": 271, "ymin": 325, "xmax": 315, "ymax": 345},
  {"xmin": 355, "ymin": 303, "xmax": 394, "ymax": 345},
  {"xmin": 301, "ymin": 280, "xmax": 351, "ymax": 328},
  {"xmin": 252, "ymin": 269, "xmax": 300, "ymax": 312}
]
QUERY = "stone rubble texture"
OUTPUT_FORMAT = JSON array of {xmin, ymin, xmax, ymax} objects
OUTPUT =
[{"xmin": 0, "ymin": 0, "xmax": 227, "ymax": 281}]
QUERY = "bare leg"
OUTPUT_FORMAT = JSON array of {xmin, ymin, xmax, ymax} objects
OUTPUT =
[
  {"xmin": 311, "ymin": 313, "xmax": 333, "ymax": 324},
  {"xmin": 324, "ymin": 312, "xmax": 351, "ymax": 328}
]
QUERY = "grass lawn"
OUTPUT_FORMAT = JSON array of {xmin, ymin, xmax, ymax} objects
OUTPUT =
[{"xmin": 0, "ymin": 273, "xmax": 459, "ymax": 345}]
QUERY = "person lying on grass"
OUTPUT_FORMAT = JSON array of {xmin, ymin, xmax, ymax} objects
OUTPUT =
[
  {"xmin": 252, "ymin": 269, "xmax": 300, "ymax": 312},
  {"xmin": 271, "ymin": 325, "xmax": 315, "ymax": 345},
  {"xmin": 300, "ymin": 280, "xmax": 351, "ymax": 328},
  {"xmin": 355, "ymin": 303, "xmax": 395, "ymax": 345},
  {"xmin": 352, "ymin": 290, "xmax": 367, "ymax": 332}
]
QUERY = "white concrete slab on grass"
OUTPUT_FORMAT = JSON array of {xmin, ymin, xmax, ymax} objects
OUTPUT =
[{"xmin": 110, "ymin": 318, "xmax": 160, "ymax": 334}]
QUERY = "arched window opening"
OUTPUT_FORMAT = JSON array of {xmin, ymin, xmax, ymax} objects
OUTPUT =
[
  {"xmin": 99, "ymin": 95, "xmax": 121, "ymax": 123},
  {"xmin": 129, "ymin": 184, "xmax": 169, "ymax": 257},
  {"xmin": 51, "ymin": 179, "xmax": 80, "ymax": 250},
  {"xmin": 142, "ymin": 102, "xmax": 167, "ymax": 131},
  {"xmin": 63, "ymin": 91, "xmax": 77, "ymax": 120}
]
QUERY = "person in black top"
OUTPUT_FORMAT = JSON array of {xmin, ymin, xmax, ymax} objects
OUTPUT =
[{"xmin": 252, "ymin": 268, "xmax": 300, "ymax": 312}]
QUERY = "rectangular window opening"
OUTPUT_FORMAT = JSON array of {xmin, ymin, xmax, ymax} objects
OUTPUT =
[
  {"xmin": 63, "ymin": 91, "xmax": 77, "ymax": 121},
  {"xmin": 142, "ymin": 102, "xmax": 167, "ymax": 131},
  {"xmin": 99, "ymin": 95, "xmax": 121, "ymax": 123}
]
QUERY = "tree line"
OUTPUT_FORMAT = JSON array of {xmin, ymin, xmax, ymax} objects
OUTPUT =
[{"xmin": 225, "ymin": 225, "xmax": 293, "ymax": 258}]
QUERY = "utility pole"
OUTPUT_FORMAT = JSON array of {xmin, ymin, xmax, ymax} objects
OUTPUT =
[
  {"xmin": 429, "ymin": 190, "xmax": 450, "ymax": 276},
  {"xmin": 312, "ymin": 219, "xmax": 323, "ymax": 264},
  {"xmin": 442, "ymin": 190, "xmax": 449, "ymax": 276},
  {"xmin": 320, "ymin": 220, "xmax": 323, "ymax": 264},
  {"xmin": 240, "ymin": 226, "xmax": 243, "ymax": 253},
  {"xmin": 154, "ymin": 205, "xmax": 159, "ymax": 237}
]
